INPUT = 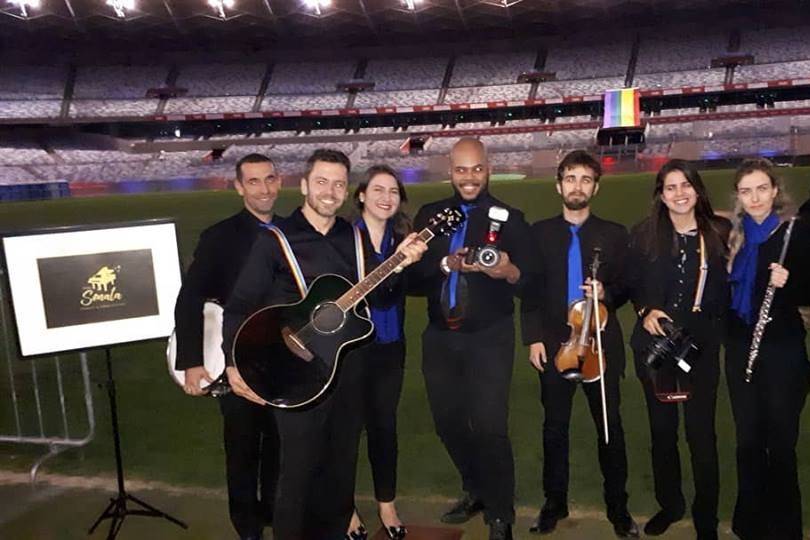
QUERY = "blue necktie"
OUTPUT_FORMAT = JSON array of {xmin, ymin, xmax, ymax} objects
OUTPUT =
[
  {"xmin": 448, "ymin": 204, "xmax": 474, "ymax": 309},
  {"xmin": 567, "ymin": 224, "xmax": 583, "ymax": 305}
]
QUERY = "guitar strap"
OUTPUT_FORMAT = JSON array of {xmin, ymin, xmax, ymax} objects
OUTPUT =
[
  {"xmin": 692, "ymin": 233, "xmax": 708, "ymax": 312},
  {"xmin": 353, "ymin": 225, "xmax": 366, "ymax": 281},
  {"xmin": 264, "ymin": 224, "xmax": 367, "ymax": 299},
  {"xmin": 264, "ymin": 225, "xmax": 308, "ymax": 299}
]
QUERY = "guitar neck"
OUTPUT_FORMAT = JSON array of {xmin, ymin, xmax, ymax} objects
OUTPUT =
[{"xmin": 336, "ymin": 227, "xmax": 435, "ymax": 311}]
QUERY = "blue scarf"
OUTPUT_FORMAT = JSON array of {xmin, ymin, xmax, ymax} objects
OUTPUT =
[
  {"xmin": 730, "ymin": 212, "xmax": 780, "ymax": 324},
  {"xmin": 356, "ymin": 218, "xmax": 402, "ymax": 343}
]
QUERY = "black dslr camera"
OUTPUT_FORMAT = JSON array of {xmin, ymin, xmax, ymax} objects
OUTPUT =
[
  {"xmin": 465, "ymin": 206, "xmax": 510, "ymax": 268},
  {"xmin": 643, "ymin": 319, "xmax": 699, "ymax": 374}
]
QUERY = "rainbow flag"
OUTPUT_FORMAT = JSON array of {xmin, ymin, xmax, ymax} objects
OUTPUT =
[{"xmin": 602, "ymin": 88, "xmax": 640, "ymax": 129}]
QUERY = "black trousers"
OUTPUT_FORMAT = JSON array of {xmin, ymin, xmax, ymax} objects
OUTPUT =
[
  {"xmin": 539, "ymin": 358, "xmax": 629, "ymax": 520},
  {"xmin": 271, "ymin": 349, "xmax": 366, "ymax": 540},
  {"xmin": 219, "ymin": 392, "xmax": 280, "ymax": 539},
  {"xmin": 633, "ymin": 338, "xmax": 720, "ymax": 534},
  {"xmin": 362, "ymin": 340, "xmax": 406, "ymax": 503},
  {"xmin": 726, "ymin": 336, "xmax": 809, "ymax": 540},
  {"xmin": 422, "ymin": 317, "xmax": 516, "ymax": 524}
]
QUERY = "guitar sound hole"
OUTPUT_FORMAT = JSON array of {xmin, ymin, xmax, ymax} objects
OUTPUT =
[{"xmin": 311, "ymin": 302, "xmax": 346, "ymax": 335}]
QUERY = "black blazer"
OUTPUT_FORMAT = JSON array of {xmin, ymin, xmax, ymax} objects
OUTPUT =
[
  {"xmin": 173, "ymin": 209, "xmax": 271, "ymax": 370},
  {"xmin": 521, "ymin": 214, "xmax": 630, "ymax": 374},
  {"xmin": 627, "ymin": 216, "xmax": 732, "ymax": 353}
]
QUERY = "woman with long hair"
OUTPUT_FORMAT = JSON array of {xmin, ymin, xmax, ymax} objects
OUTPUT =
[
  {"xmin": 628, "ymin": 159, "xmax": 731, "ymax": 540},
  {"xmin": 725, "ymin": 158, "xmax": 810, "ymax": 540},
  {"xmin": 346, "ymin": 165, "xmax": 410, "ymax": 540}
]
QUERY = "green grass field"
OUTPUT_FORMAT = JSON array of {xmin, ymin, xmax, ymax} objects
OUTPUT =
[{"xmin": 1, "ymin": 168, "xmax": 809, "ymax": 531}]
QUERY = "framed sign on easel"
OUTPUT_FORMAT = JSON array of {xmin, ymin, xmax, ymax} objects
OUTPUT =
[{"xmin": 1, "ymin": 218, "xmax": 187, "ymax": 539}]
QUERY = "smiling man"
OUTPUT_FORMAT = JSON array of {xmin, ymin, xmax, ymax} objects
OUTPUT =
[
  {"xmin": 409, "ymin": 138, "xmax": 530, "ymax": 540},
  {"xmin": 173, "ymin": 153, "xmax": 281, "ymax": 540},
  {"xmin": 222, "ymin": 149, "xmax": 426, "ymax": 540}
]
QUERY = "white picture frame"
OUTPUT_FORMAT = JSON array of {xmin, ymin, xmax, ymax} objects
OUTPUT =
[{"xmin": 2, "ymin": 219, "xmax": 182, "ymax": 357}]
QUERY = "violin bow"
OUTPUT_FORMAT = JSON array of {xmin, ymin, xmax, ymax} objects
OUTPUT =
[{"xmin": 591, "ymin": 276, "xmax": 609, "ymax": 445}]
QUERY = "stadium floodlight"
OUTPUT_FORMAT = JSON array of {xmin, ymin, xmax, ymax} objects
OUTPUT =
[
  {"xmin": 401, "ymin": 0, "xmax": 423, "ymax": 10},
  {"xmin": 9, "ymin": 0, "xmax": 40, "ymax": 17},
  {"xmin": 106, "ymin": 0, "xmax": 135, "ymax": 18},
  {"xmin": 302, "ymin": 0, "xmax": 330, "ymax": 16},
  {"xmin": 208, "ymin": 0, "xmax": 235, "ymax": 19},
  {"xmin": 480, "ymin": 0, "xmax": 526, "ymax": 6}
]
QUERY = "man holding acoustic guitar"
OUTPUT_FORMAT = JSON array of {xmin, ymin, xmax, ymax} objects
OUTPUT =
[
  {"xmin": 221, "ymin": 149, "xmax": 428, "ymax": 540},
  {"xmin": 173, "ymin": 153, "xmax": 282, "ymax": 540}
]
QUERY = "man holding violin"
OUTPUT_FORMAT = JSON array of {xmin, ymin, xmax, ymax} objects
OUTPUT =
[{"xmin": 521, "ymin": 150, "xmax": 638, "ymax": 537}]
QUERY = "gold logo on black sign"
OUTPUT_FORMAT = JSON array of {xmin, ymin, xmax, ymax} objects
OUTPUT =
[{"xmin": 81, "ymin": 265, "xmax": 125, "ymax": 308}]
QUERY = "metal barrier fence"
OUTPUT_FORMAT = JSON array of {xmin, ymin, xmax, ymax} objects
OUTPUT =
[{"xmin": 0, "ymin": 267, "xmax": 96, "ymax": 483}]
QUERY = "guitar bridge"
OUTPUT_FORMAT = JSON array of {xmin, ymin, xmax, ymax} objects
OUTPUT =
[{"xmin": 281, "ymin": 327, "xmax": 314, "ymax": 362}]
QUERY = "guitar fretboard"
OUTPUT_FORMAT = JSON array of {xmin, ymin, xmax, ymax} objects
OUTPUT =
[{"xmin": 336, "ymin": 228, "xmax": 435, "ymax": 311}]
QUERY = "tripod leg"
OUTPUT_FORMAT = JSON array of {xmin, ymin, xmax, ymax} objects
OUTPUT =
[
  {"xmin": 127, "ymin": 493, "xmax": 189, "ymax": 529},
  {"xmin": 88, "ymin": 498, "xmax": 117, "ymax": 534}
]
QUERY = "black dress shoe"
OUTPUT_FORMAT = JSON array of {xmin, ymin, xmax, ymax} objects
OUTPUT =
[
  {"xmin": 610, "ymin": 511, "xmax": 639, "ymax": 538},
  {"xmin": 529, "ymin": 500, "xmax": 569, "ymax": 534},
  {"xmin": 696, "ymin": 530, "xmax": 718, "ymax": 540},
  {"xmin": 241, "ymin": 534, "xmax": 263, "ymax": 540},
  {"xmin": 440, "ymin": 493, "xmax": 484, "ymax": 524},
  {"xmin": 643, "ymin": 510, "xmax": 682, "ymax": 536},
  {"xmin": 489, "ymin": 519, "xmax": 513, "ymax": 540}
]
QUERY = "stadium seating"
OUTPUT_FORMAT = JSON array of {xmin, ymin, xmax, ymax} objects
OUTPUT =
[
  {"xmin": 268, "ymin": 61, "xmax": 355, "ymax": 94},
  {"xmin": 354, "ymin": 89, "xmax": 440, "ymax": 107},
  {"xmin": 734, "ymin": 60, "xmax": 810, "ymax": 83},
  {"xmin": 545, "ymin": 37, "xmax": 631, "ymax": 80},
  {"xmin": 445, "ymin": 84, "xmax": 530, "ymax": 103},
  {"xmin": 636, "ymin": 30, "xmax": 727, "ymax": 74},
  {"xmin": 364, "ymin": 57, "xmax": 447, "ymax": 91},
  {"xmin": 740, "ymin": 25, "xmax": 810, "ymax": 63},
  {"xmin": 451, "ymin": 52, "xmax": 537, "ymax": 87},
  {"xmin": 263, "ymin": 93, "xmax": 349, "ymax": 111}
]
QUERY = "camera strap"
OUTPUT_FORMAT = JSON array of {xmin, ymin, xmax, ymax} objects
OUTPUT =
[{"xmin": 691, "ymin": 233, "xmax": 708, "ymax": 313}]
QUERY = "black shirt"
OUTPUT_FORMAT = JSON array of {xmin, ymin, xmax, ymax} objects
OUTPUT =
[
  {"xmin": 222, "ymin": 207, "xmax": 385, "ymax": 364},
  {"xmin": 665, "ymin": 231, "xmax": 701, "ymax": 316},
  {"xmin": 409, "ymin": 192, "xmax": 531, "ymax": 332},
  {"xmin": 174, "ymin": 209, "xmax": 273, "ymax": 370},
  {"xmin": 520, "ymin": 213, "xmax": 630, "ymax": 373}
]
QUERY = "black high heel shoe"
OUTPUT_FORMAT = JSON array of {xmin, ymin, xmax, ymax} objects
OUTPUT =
[
  {"xmin": 346, "ymin": 509, "xmax": 368, "ymax": 540},
  {"xmin": 345, "ymin": 524, "xmax": 367, "ymax": 540},
  {"xmin": 379, "ymin": 513, "xmax": 407, "ymax": 540}
]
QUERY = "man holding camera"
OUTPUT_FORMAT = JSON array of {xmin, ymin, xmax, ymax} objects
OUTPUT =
[
  {"xmin": 520, "ymin": 150, "xmax": 638, "ymax": 537},
  {"xmin": 409, "ymin": 138, "xmax": 530, "ymax": 540}
]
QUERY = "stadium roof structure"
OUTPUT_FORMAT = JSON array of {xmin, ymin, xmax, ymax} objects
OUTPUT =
[{"xmin": 0, "ymin": 0, "xmax": 807, "ymax": 51}]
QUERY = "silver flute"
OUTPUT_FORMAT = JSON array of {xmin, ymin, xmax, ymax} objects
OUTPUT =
[{"xmin": 745, "ymin": 217, "xmax": 797, "ymax": 383}]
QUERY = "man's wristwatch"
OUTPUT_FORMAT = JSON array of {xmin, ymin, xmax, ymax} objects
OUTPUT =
[{"xmin": 440, "ymin": 256, "xmax": 451, "ymax": 275}]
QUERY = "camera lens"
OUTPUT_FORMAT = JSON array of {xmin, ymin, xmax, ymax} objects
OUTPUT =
[{"xmin": 478, "ymin": 247, "xmax": 499, "ymax": 267}]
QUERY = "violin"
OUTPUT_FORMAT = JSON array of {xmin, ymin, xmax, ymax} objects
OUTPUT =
[{"xmin": 554, "ymin": 248, "xmax": 608, "ymax": 383}]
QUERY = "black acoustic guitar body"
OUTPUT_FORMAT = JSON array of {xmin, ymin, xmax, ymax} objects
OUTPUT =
[
  {"xmin": 232, "ymin": 207, "xmax": 464, "ymax": 409},
  {"xmin": 233, "ymin": 274, "xmax": 372, "ymax": 409}
]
